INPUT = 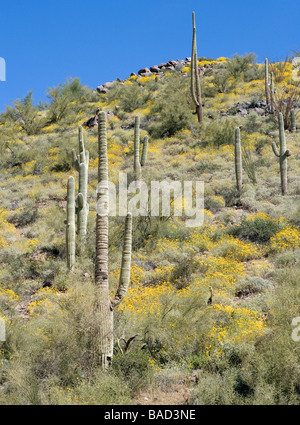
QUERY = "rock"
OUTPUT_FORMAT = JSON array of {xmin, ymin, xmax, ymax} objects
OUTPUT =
[
  {"xmin": 138, "ymin": 67, "xmax": 150, "ymax": 75},
  {"xmin": 255, "ymin": 107, "xmax": 265, "ymax": 115},
  {"xmin": 239, "ymin": 109, "xmax": 248, "ymax": 116},
  {"xmin": 158, "ymin": 63, "xmax": 168, "ymax": 69},
  {"xmin": 97, "ymin": 81, "xmax": 115, "ymax": 94},
  {"xmin": 167, "ymin": 59, "xmax": 177, "ymax": 67},
  {"xmin": 150, "ymin": 66, "xmax": 160, "ymax": 73}
]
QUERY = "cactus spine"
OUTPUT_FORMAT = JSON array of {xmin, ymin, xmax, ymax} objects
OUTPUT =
[
  {"xmin": 290, "ymin": 109, "xmax": 296, "ymax": 132},
  {"xmin": 141, "ymin": 135, "xmax": 149, "ymax": 167},
  {"xmin": 235, "ymin": 127, "xmax": 243, "ymax": 193},
  {"xmin": 272, "ymin": 112, "xmax": 292, "ymax": 195},
  {"xmin": 95, "ymin": 111, "xmax": 132, "ymax": 369},
  {"xmin": 265, "ymin": 58, "xmax": 270, "ymax": 105},
  {"xmin": 66, "ymin": 176, "xmax": 76, "ymax": 270},
  {"xmin": 72, "ymin": 126, "xmax": 89, "ymax": 251},
  {"xmin": 191, "ymin": 11, "xmax": 203, "ymax": 123}
]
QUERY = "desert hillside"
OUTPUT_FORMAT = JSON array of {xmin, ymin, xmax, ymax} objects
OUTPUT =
[{"xmin": 1, "ymin": 53, "xmax": 300, "ymax": 405}]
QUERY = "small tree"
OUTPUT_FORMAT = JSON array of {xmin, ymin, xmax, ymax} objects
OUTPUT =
[{"xmin": 6, "ymin": 91, "xmax": 41, "ymax": 135}]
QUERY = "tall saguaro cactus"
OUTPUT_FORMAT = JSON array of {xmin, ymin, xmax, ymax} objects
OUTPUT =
[
  {"xmin": 66, "ymin": 176, "xmax": 76, "ymax": 270},
  {"xmin": 270, "ymin": 71, "xmax": 275, "ymax": 113},
  {"xmin": 133, "ymin": 116, "xmax": 142, "ymax": 179},
  {"xmin": 141, "ymin": 135, "xmax": 149, "ymax": 167},
  {"xmin": 272, "ymin": 112, "xmax": 292, "ymax": 195},
  {"xmin": 95, "ymin": 111, "xmax": 132, "ymax": 369},
  {"xmin": 72, "ymin": 126, "xmax": 89, "ymax": 251},
  {"xmin": 265, "ymin": 58, "xmax": 270, "ymax": 105},
  {"xmin": 290, "ymin": 109, "xmax": 296, "ymax": 132},
  {"xmin": 235, "ymin": 127, "xmax": 243, "ymax": 193},
  {"xmin": 191, "ymin": 11, "xmax": 203, "ymax": 123}
]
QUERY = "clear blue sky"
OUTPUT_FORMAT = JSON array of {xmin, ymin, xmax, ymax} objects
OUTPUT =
[{"xmin": 0, "ymin": 0, "xmax": 299, "ymax": 112}]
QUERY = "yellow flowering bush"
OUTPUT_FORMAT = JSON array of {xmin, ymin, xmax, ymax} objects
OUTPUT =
[{"xmin": 269, "ymin": 226, "xmax": 300, "ymax": 252}]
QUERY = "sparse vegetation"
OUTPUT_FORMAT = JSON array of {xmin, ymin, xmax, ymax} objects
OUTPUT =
[{"xmin": 1, "ymin": 44, "xmax": 300, "ymax": 405}]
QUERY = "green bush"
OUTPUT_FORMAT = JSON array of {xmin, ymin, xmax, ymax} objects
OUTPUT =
[{"xmin": 112, "ymin": 350, "xmax": 154, "ymax": 393}]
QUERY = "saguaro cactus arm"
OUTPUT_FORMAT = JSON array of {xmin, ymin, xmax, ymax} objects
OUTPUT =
[
  {"xmin": 133, "ymin": 116, "xmax": 142, "ymax": 179},
  {"xmin": 141, "ymin": 135, "xmax": 149, "ymax": 167},
  {"xmin": 111, "ymin": 213, "xmax": 132, "ymax": 309},
  {"xmin": 235, "ymin": 127, "xmax": 243, "ymax": 193},
  {"xmin": 272, "ymin": 112, "xmax": 292, "ymax": 195},
  {"xmin": 272, "ymin": 141, "xmax": 280, "ymax": 157},
  {"xmin": 191, "ymin": 11, "xmax": 203, "ymax": 123},
  {"xmin": 66, "ymin": 176, "xmax": 76, "ymax": 270},
  {"xmin": 265, "ymin": 58, "xmax": 270, "ymax": 104}
]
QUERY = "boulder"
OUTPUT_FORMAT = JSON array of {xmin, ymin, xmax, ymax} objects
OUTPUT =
[
  {"xmin": 138, "ymin": 67, "xmax": 150, "ymax": 75},
  {"xmin": 150, "ymin": 66, "xmax": 160, "ymax": 73}
]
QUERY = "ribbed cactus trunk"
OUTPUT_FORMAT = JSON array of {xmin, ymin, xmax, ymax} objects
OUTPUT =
[
  {"xmin": 265, "ymin": 58, "xmax": 270, "ymax": 105},
  {"xmin": 191, "ymin": 11, "xmax": 203, "ymax": 123},
  {"xmin": 95, "ymin": 111, "xmax": 132, "ymax": 369},
  {"xmin": 133, "ymin": 116, "xmax": 142, "ymax": 179},
  {"xmin": 290, "ymin": 109, "xmax": 296, "ymax": 132},
  {"xmin": 141, "ymin": 135, "xmax": 149, "ymax": 167},
  {"xmin": 66, "ymin": 176, "xmax": 76, "ymax": 270},
  {"xmin": 272, "ymin": 112, "xmax": 292, "ymax": 195},
  {"xmin": 235, "ymin": 127, "xmax": 243, "ymax": 193},
  {"xmin": 72, "ymin": 125, "xmax": 89, "ymax": 252},
  {"xmin": 270, "ymin": 71, "xmax": 275, "ymax": 113}
]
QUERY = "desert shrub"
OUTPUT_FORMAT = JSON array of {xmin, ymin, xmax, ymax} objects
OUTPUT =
[
  {"xmin": 112, "ymin": 350, "xmax": 154, "ymax": 393},
  {"xmin": 148, "ymin": 73, "xmax": 192, "ymax": 138},
  {"xmin": 211, "ymin": 69, "xmax": 233, "ymax": 93},
  {"xmin": 205, "ymin": 195, "xmax": 226, "ymax": 212},
  {"xmin": 235, "ymin": 276, "xmax": 274, "ymax": 297},
  {"xmin": 106, "ymin": 82, "xmax": 152, "ymax": 113},
  {"xmin": 227, "ymin": 53, "xmax": 257, "ymax": 80},
  {"xmin": 5, "ymin": 92, "xmax": 42, "ymax": 135},
  {"xmin": 269, "ymin": 226, "xmax": 300, "ymax": 253},
  {"xmin": 46, "ymin": 78, "xmax": 88, "ymax": 123},
  {"xmin": 228, "ymin": 212, "xmax": 284, "ymax": 243},
  {"xmin": 204, "ymin": 118, "xmax": 237, "ymax": 148}
]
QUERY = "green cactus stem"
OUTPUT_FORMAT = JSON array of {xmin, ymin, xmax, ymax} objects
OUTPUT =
[
  {"xmin": 272, "ymin": 112, "xmax": 292, "ymax": 195},
  {"xmin": 76, "ymin": 162, "xmax": 89, "ymax": 251},
  {"xmin": 72, "ymin": 125, "xmax": 89, "ymax": 251},
  {"xmin": 66, "ymin": 176, "xmax": 76, "ymax": 270},
  {"xmin": 235, "ymin": 127, "xmax": 243, "ymax": 193},
  {"xmin": 191, "ymin": 12, "xmax": 203, "ymax": 123},
  {"xmin": 94, "ymin": 111, "xmax": 133, "ymax": 369},
  {"xmin": 290, "ymin": 109, "xmax": 296, "ymax": 132},
  {"xmin": 265, "ymin": 58, "xmax": 270, "ymax": 105},
  {"xmin": 269, "ymin": 71, "xmax": 276, "ymax": 113},
  {"xmin": 133, "ymin": 116, "xmax": 142, "ymax": 179},
  {"xmin": 141, "ymin": 135, "xmax": 149, "ymax": 167}
]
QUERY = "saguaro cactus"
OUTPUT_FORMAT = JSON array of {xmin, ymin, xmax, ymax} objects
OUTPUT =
[
  {"xmin": 66, "ymin": 176, "xmax": 76, "ymax": 270},
  {"xmin": 95, "ymin": 111, "xmax": 132, "ymax": 369},
  {"xmin": 72, "ymin": 126, "xmax": 89, "ymax": 251},
  {"xmin": 265, "ymin": 58, "xmax": 270, "ymax": 105},
  {"xmin": 290, "ymin": 109, "xmax": 296, "ymax": 132},
  {"xmin": 141, "ymin": 135, "xmax": 149, "ymax": 167},
  {"xmin": 133, "ymin": 116, "xmax": 142, "ymax": 179},
  {"xmin": 270, "ymin": 71, "xmax": 276, "ymax": 113},
  {"xmin": 235, "ymin": 127, "xmax": 243, "ymax": 193},
  {"xmin": 191, "ymin": 11, "xmax": 203, "ymax": 123},
  {"xmin": 272, "ymin": 112, "xmax": 292, "ymax": 195}
]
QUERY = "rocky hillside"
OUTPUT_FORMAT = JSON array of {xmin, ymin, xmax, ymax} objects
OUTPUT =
[{"xmin": 0, "ymin": 54, "xmax": 300, "ymax": 405}]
